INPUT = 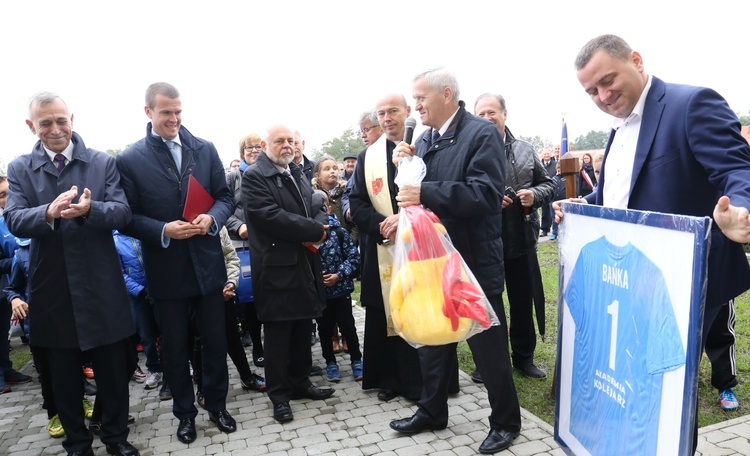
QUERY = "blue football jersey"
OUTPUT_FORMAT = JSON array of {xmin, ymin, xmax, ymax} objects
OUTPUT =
[{"xmin": 564, "ymin": 236, "xmax": 685, "ymax": 455}]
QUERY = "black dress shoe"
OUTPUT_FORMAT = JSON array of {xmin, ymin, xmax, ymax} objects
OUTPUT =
[
  {"xmin": 159, "ymin": 382, "xmax": 173, "ymax": 400},
  {"xmin": 105, "ymin": 441, "xmax": 140, "ymax": 456},
  {"xmin": 273, "ymin": 402, "xmax": 294, "ymax": 422},
  {"xmin": 176, "ymin": 418, "xmax": 196, "ymax": 444},
  {"xmin": 377, "ymin": 388, "xmax": 398, "ymax": 401},
  {"xmin": 470, "ymin": 370, "xmax": 484, "ymax": 383},
  {"xmin": 291, "ymin": 385, "xmax": 334, "ymax": 400},
  {"xmin": 68, "ymin": 449, "xmax": 94, "ymax": 456},
  {"xmin": 478, "ymin": 429, "xmax": 519, "ymax": 454},
  {"xmin": 208, "ymin": 409, "xmax": 236, "ymax": 433},
  {"xmin": 389, "ymin": 414, "xmax": 446, "ymax": 435},
  {"xmin": 514, "ymin": 362, "xmax": 547, "ymax": 379}
]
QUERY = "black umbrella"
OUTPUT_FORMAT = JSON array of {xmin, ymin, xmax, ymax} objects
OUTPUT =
[{"xmin": 529, "ymin": 249, "xmax": 546, "ymax": 339}]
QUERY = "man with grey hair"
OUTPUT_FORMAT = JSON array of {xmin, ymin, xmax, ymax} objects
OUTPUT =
[
  {"xmin": 358, "ymin": 110, "xmax": 382, "ymax": 148},
  {"xmin": 117, "ymin": 82, "xmax": 236, "ymax": 444},
  {"xmin": 292, "ymin": 130, "xmax": 315, "ymax": 181},
  {"xmin": 343, "ymin": 109, "xmax": 382, "ymax": 214},
  {"xmin": 6, "ymin": 92, "xmax": 137, "ymax": 456},
  {"xmin": 242, "ymin": 123, "xmax": 334, "ymax": 424},
  {"xmin": 391, "ymin": 69, "xmax": 521, "ymax": 454},
  {"xmin": 474, "ymin": 93, "xmax": 553, "ymax": 380}
]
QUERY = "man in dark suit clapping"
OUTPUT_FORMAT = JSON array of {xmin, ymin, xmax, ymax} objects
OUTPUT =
[{"xmin": 6, "ymin": 92, "xmax": 137, "ymax": 456}]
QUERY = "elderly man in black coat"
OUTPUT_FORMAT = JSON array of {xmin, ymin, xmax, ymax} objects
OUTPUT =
[
  {"xmin": 242, "ymin": 123, "xmax": 333, "ymax": 423},
  {"xmin": 5, "ymin": 92, "xmax": 138, "ymax": 456},
  {"xmin": 390, "ymin": 68, "xmax": 522, "ymax": 454}
]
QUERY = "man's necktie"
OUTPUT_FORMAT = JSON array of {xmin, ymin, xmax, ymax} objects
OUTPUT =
[
  {"xmin": 432, "ymin": 130, "xmax": 440, "ymax": 145},
  {"xmin": 166, "ymin": 140, "xmax": 181, "ymax": 170},
  {"xmin": 282, "ymin": 168, "xmax": 305, "ymax": 205},
  {"xmin": 54, "ymin": 154, "xmax": 66, "ymax": 172}
]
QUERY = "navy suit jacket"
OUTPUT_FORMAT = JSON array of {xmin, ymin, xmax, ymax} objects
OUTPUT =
[
  {"xmin": 117, "ymin": 124, "xmax": 233, "ymax": 299},
  {"xmin": 5, "ymin": 133, "xmax": 133, "ymax": 350},
  {"xmin": 587, "ymin": 76, "xmax": 750, "ymax": 310}
]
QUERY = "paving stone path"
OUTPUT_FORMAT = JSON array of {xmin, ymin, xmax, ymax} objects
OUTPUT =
[{"xmin": 1, "ymin": 306, "xmax": 747, "ymax": 455}]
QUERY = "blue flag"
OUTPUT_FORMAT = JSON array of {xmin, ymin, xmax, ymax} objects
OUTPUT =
[{"xmin": 561, "ymin": 119, "xmax": 568, "ymax": 154}]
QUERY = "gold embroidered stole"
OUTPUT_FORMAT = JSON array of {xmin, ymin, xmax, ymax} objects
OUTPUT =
[{"xmin": 364, "ymin": 135, "xmax": 398, "ymax": 336}]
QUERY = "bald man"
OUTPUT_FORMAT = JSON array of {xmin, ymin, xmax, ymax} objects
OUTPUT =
[{"xmin": 242, "ymin": 124, "xmax": 334, "ymax": 423}]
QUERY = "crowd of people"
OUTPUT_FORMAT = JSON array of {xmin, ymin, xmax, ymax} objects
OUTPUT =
[{"xmin": 3, "ymin": 33, "xmax": 750, "ymax": 456}]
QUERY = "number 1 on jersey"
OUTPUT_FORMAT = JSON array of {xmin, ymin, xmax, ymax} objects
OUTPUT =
[{"xmin": 607, "ymin": 300, "xmax": 619, "ymax": 370}]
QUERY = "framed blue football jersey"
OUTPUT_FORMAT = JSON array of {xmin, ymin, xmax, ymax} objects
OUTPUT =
[{"xmin": 554, "ymin": 203, "xmax": 710, "ymax": 456}]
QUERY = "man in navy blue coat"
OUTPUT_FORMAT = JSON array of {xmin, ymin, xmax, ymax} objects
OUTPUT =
[
  {"xmin": 6, "ymin": 92, "xmax": 137, "ymax": 456},
  {"xmin": 555, "ymin": 34, "xmax": 750, "ymax": 454},
  {"xmin": 561, "ymin": 34, "xmax": 750, "ymax": 336},
  {"xmin": 116, "ymin": 82, "xmax": 235, "ymax": 444},
  {"xmin": 390, "ymin": 68, "xmax": 522, "ymax": 455}
]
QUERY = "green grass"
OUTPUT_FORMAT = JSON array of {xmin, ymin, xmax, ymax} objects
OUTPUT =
[
  {"xmin": 456, "ymin": 241, "xmax": 560, "ymax": 424},
  {"xmin": 9, "ymin": 342, "xmax": 32, "ymax": 371},
  {"xmin": 454, "ymin": 241, "xmax": 749, "ymax": 428}
]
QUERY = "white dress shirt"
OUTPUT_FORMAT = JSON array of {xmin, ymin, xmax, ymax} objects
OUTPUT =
[{"xmin": 603, "ymin": 75, "xmax": 653, "ymax": 209}]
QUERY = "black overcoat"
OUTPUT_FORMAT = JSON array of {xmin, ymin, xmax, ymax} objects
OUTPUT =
[{"xmin": 242, "ymin": 152, "xmax": 326, "ymax": 322}]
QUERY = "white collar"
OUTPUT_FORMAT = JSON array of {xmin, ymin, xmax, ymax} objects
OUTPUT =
[
  {"xmin": 44, "ymin": 140, "xmax": 74, "ymax": 163},
  {"xmin": 151, "ymin": 130, "xmax": 182, "ymax": 146},
  {"xmin": 437, "ymin": 106, "xmax": 460, "ymax": 137},
  {"xmin": 612, "ymin": 74, "xmax": 652, "ymax": 130}
]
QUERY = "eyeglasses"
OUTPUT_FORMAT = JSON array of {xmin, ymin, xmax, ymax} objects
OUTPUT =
[
  {"xmin": 244, "ymin": 145, "xmax": 262, "ymax": 151},
  {"xmin": 359, "ymin": 125, "xmax": 380, "ymax": 135}
]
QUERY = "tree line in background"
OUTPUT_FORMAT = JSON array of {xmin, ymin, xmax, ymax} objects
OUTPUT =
[
  {"xmin": 309, "ymin": 128, "xmax": 365, "ymax": 161},
  {"xmin": 312, "ymin": 111, "xmax": 750, "ymax": 160},
  {"xmin": 309, "ymin": 128, "xmax": 612, "ymax": 160},
  {"xmin": 518, "ymin": 130, "xmax": 611, "ymax": 153}
]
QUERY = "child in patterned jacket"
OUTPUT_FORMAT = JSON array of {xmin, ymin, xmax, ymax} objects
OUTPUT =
[{"xmin": 313, "ymin": 190, "xmax": 363, "ymax": 382}]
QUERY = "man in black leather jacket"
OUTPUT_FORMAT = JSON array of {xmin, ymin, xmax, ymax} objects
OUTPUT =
[{"xmin": 475, "ymin": 93, "xmax": 554, "ymax": 379}]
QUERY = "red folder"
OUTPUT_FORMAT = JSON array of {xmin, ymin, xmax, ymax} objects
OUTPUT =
[{"xmin": 183, "ymin": 175, "xmax": 215, "ymax": 222}]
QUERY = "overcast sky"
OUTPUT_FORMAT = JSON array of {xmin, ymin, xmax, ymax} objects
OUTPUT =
[{"xmin": 2, "ymin": 1, "xmax": 748, "ymax": 169}]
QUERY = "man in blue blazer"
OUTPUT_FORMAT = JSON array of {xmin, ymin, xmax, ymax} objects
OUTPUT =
[
  {"xmin": 573, "ymin": 34, "xmax": 750, "ymax": 314},
  {"xmin": 556, "ymin": 34, "xmax": 750, "ymax": 453},
  {"xmin": 116, "ymin": 82, "xmax": 235, "ymax": 444}
]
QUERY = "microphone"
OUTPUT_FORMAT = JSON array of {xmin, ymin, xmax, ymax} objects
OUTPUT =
[{"xmin": 404, "ymin": 117, "xmax": 417, "ymax": 144}]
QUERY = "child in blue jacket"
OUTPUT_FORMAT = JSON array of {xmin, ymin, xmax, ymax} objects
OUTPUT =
[{"xmin": 314, "ymin": 190, "xmax": 362, "ymax": 382}]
